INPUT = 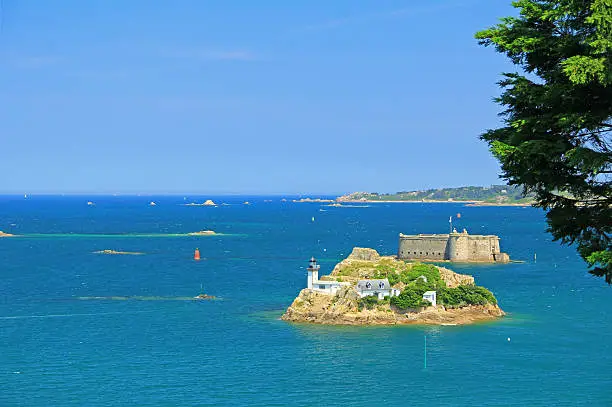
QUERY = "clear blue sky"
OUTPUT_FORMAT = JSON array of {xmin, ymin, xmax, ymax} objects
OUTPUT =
[{"xmin": 0, "ymin": 0, "xmax": 516, "ymax": 195}]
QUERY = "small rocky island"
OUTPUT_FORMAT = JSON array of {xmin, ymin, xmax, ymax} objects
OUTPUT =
[
  {"xmin": 0, "ymin": 231, "xmax": 15, "ymax": 237},
  {"xmin": 187, "ymin": 230, "xmax": 217, "ymax": 236},
  {"xmin": 94, "ymin": 250, "xmax": 144, "ymax": 255},
  {"xmin": 194, "ymin": 293, "xmax": 216, "ymax": 300},
  {"xmin": 282, "ymin": 248, "xmax": 504, "ymax": 325},
  {"xmin": 183, "ymin": 200, "xmax": 217, "ymax": 207}
]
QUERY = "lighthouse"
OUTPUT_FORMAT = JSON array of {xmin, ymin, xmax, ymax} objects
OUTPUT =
[{"xmin": 307, "ymin": 257, "xmax": 320, "ymax": 289}]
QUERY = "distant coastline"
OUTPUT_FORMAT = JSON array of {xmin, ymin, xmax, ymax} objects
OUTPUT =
[
  {"xmin": 331, "ymin": 185, "xmax": 535, "ymax": 206},
  {"xmin": 465, "ymin": 201, "xmax": 533, "ymax": 207},
  {"xmin": 332, "ymin": 199, "xmax": 532, "ymax": 207}
]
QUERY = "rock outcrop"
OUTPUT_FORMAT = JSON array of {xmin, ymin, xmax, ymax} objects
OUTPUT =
[
  {"xmin": 194, "ymin": 294, "xmax": 216, "ymax": 300},
  {"xmin": 187, "ymin": 230, "xmax": 216, "ymax": 236},
  {"xmin": 346, "ymin": 247, "xmax": 380, "ymax": 261},
  {"xmin": 436, "ymin": 266, "xmax": 474, "ymax": 288},
  {"xmin": 0, "ymin": 231, "xmax": 15, "ymax": 237}
]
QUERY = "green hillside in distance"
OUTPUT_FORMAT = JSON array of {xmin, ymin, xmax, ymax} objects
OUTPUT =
[{"xmin": 337, "ymin": 185, "xmax": 535, "ymax": 204}]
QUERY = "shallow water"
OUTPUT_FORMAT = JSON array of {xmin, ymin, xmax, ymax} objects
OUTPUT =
[{"xmin": 1, "ymin": 195, "xmax": 611, "ymax": 406}]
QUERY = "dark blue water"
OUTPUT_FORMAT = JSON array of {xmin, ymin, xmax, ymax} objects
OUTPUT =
[{"xmin": 1, "ymin": 196, "xmax": 611, "ymax": 406}]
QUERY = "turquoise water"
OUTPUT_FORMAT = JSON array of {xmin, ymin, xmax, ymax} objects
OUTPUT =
[{"xmin": 1, "ymin": 196, "xmax": 611, "ymax": 406}]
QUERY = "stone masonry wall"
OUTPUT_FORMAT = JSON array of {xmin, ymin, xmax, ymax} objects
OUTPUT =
[
  {"xmin": 399, "ymin": 233, "xmax": 508, "ymax": 263},
  {"xmin": 398, "ymin": 234, "xmax": 447, "ymax": 260}
]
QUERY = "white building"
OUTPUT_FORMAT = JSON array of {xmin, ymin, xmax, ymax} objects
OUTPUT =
[
  {"xmin": 356, "ymin": 279, "xmax": 400, "ymax": 300},
  {"xmin": 422, "ymin": 291, "xmax": 437, "ymax": 307},
  {"xmin": 307, "ymin": 258, "xmax": 349, "ymax": 295}
]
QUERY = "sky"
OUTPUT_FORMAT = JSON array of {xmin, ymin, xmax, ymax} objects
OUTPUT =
[{"xmin": 0, "ymin": 0, "xmax": 518, "ymax": 195}]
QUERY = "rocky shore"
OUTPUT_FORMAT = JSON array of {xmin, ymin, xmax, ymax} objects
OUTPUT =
[
  {"xmin": 281, "ymin": 248, "xmax": 504, "ymax": 326},
  {"xmin": 0, "ymin": 231, "xmax": 15, "ymax": 237},
  {"xmin": 282, "ymin": 288, "xmax": 503, "ymax": 325}
]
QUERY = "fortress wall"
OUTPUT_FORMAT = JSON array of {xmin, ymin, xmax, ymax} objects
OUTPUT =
[
  {"xmin": 398, "ymin": 233, "xmax": 508, "ymax": 263},
  {"xmin": 492, "ymin": 238, "xmax": 501, "ymax": 254},
  {"xmin": 398, "ymin": 235, "xmax": 447, "ymax": 260},
  {"xmin": 449, "ymin": 234, "xmax": 470, "ymax": 261},
  {"xmin": 466, "ymin": 236, "xmax": 499, "ymax": 261}
]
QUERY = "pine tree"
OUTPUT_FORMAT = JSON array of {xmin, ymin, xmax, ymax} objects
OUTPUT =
[{"xmin": 476, "ymin": 0, "xmax": 612, "ymax": 281}]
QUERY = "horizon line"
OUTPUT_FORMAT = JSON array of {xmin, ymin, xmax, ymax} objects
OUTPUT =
[{"xmin": 0, "ymin": 184, "xmax": 512, "ymax": 197}]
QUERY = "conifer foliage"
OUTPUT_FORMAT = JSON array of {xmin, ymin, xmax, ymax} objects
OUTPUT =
[{"xmin": 476, "ymin": 0, "xmax": 612, "ymax": 281}]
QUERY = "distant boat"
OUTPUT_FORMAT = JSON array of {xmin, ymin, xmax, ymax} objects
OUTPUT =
[
  {"xmin": 149, "ymin": 201, "xmax": 157, "ymax": 206},
  {"xmin": 87, "ymin": 201, "xmax": 95, "ymax": 206},
  {"xmin": 23, "ymin": 194, "xmax": 27, "ymax": 199}
]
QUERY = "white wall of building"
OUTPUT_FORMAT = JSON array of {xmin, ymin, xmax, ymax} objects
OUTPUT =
[{"xmin": 423, "ymin": 291, "xmax": 437, "ymax": 307}]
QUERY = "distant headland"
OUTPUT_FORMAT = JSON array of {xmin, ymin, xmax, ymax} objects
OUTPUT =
[
  {"xmin": 334, "ymin": 185, "xmax": 535, "ymax": 206},
  {"xmin": 282, "ymin": 248, "xmax": 504, "ymax": 326}
]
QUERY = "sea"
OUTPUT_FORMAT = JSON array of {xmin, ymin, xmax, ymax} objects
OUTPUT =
[{"xmin": 1, "ymin": 195, "xmax": 611, "ymax": 406}]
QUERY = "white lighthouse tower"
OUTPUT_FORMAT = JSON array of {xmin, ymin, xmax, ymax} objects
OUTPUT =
[{"xmin": 307, "ymin": 257, "xmax": 320, "ymax": 289}]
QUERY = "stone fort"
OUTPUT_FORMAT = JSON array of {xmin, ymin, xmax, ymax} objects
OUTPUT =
[{"xmin": 398, "ymin": 229, "xmax": 510, "ymax": 263}]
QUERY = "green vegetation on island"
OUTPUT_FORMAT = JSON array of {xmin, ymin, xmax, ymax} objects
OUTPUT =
[
  {"xmin": 368, "ymin": 262, "xmax": 498, "ymax": 310},
  {"xmin": 337, "ymin": 185, "xmax": 535, "ymax": 204}
]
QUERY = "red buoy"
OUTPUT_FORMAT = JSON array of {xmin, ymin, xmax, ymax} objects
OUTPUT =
[{"xmin": 194, "ymin": 248, "xmax": 201, "ymax": 261}]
